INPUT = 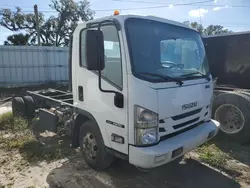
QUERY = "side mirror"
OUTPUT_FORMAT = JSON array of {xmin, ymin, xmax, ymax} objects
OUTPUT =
[{"xmin": 86, "ymin": 30, "xmax": 105, "ymax": 71}]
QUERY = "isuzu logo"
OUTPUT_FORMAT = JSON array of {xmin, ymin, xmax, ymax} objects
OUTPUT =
[{"xmin": 182, "ymin": 102, "xmax": 198, "ymax": 110}]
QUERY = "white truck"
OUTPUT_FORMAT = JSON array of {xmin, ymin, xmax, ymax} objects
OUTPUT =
[{"xmin": 11, "ymin": 13, "xmax": 220, "ymax": 170}]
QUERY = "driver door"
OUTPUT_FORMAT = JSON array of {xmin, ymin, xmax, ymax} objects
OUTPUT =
[{"xmin": 75, "ymin": 23, "xmax": 129, "ymax": 155}]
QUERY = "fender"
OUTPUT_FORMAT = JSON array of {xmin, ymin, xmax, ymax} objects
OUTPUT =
[
  {"xmin": 73, "ymin": 107, "xmax": 128, "ymax": 160},
  {"xmin": 71, "ymin": 107, "xmax": 99, "ymax": 147}
]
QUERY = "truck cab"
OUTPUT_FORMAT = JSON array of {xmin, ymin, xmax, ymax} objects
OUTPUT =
[{"xmin": 71, "ymin": 13, "xmax": 220, "ymax": 169}]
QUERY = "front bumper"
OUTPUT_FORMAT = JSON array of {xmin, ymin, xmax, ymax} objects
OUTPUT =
[{"xmin": 129, "ymin": 119, "xmax": 220, "ymax": 168}]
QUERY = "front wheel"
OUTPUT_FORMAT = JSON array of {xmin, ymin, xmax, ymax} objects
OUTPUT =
[{"xmin": 79, "ymin": 121, "xmax": 114, "ymax": 170}]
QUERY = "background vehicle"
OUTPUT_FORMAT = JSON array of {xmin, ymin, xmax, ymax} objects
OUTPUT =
[
  {"xmin": 203, "ymin": 31, "xmax": 250, "ymax": 143},
  {"xmin": 12, "ymin": 13, "xmax": 219, "ymax": 170}
]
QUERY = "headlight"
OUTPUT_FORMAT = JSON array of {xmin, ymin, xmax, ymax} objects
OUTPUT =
[{"xmin": 134, "ymin": 105, "xmax": 159, "ymax": 146}]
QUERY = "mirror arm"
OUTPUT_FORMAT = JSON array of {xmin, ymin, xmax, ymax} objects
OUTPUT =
[
  {"xmin": 98, "ymin": 69, "xmax": 124, "ymax": 108},
  {"xmin": 97, "ymin": 21, "xmax": 124, "ymax": 108},
  {"xmin": 98, "ymin": 69, "xmax": 116, "ymax": 94},
  {"xmin": 97, "ymin": 21, "xmax": 120, "ymax": 95}
]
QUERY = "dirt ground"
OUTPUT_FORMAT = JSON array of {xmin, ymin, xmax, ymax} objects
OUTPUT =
[
  {"xmin": 0, "ymin": 145, "xmax": 247, "ymax": 188},
  {"xmin": 1, "ymin": 144, "xmax": 249, "ymax": 188},
  {"xmin": 1, "ymin": 90, "xmax": 250, "ymax": 188}
]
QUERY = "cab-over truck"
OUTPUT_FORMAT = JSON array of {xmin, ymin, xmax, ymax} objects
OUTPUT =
[{"xmin": 12, "ymin": 13, "xmax": 220, "ymax": 170}]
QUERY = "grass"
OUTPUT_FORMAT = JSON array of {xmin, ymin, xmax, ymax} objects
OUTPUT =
[
  {"xmin": 19, "ymin": 137, "xmax": 75, "ymax": 162},
  {"xmin": 0, "ymin": 112, "xmax": 75, "ymax": 162},
  {"xmin": 0, "ymin": 112, "xmax": 32, "ymax": 150},
  {"xmin": 196, "ymin": 143, "xmax": 230, "ymax": 169},
  {"xmin": 0, "ymin": 112, "xmax": 28, "ymax": 131},
  {"xmin": 0, "ymin": 131, "xmax": 35, "ymax": 150},
  {"xmin": 194, "ymin": 142, "xmax": 247, "ymax": 180}
]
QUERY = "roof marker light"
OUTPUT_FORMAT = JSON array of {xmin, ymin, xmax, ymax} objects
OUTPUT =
[{"xmin": 114, "ymin": 10, "xmax": 120, "ymax": 15}]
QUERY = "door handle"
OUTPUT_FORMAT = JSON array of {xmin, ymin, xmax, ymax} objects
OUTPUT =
[{"xmin": 78, "ymin": 86, "xmax": 84, "ymax": 101}]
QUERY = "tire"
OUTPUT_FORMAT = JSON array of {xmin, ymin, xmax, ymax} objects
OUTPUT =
[
  {"xmin": 212, "ymin": 92, "xmax": 250, "ymax": 144},
  {"xmin": 79, "ymin": 120, "xmax": 114, "ymax": 170},
  {"xmin": 12, "ymin": 97, "xmax": 26, "ymax": 117},
  {"xmin": 22, "ymin": 96, "xmax": 35, "ymax": 118}
]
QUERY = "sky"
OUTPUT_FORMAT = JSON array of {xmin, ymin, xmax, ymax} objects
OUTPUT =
[{"xmin": 0, "ymin": 0, "xmax": 250, "ymax": 44}]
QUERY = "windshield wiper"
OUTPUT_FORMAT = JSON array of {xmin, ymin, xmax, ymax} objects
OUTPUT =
[
  {"xmin": 138, "ymin": 72, "xmax": 183, "ymax": 86},
  {"xmin": 182, "ymin": 71, "xmax": 211, "ymax": 81}
]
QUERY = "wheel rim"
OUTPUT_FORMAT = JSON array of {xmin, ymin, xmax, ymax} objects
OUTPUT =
[
  {"xmin": 215, "ymin": 104, "xmax": 245, "ymax": 134},
  {"xmin": 82, "ymin": 133, "xmax": 98, "ymax": 160}
]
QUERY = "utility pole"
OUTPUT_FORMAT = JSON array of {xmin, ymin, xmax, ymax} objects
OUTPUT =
[
  {"xmin": 34, "ymin": 4, "xmax": 41, "ymax": 45},
  {"xmin": 198, "ymin": 6, "xmax": 202, "ymax": 25}
]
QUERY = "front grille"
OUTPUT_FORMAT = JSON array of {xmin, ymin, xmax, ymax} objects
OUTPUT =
[
  {"xmin": 173, "ymin": 117, "xmax": 199, "ymax": 129},
  {"xmin": 171, "ymin": 108, "xmax": 202, "ymax": 121},
  {"xmin": 160, "ymin": 121, "xmax": 204, "ymax": 142}
]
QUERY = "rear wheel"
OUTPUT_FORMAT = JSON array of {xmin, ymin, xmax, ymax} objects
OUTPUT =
[
  {"xmin": 215, "ymin": 104, "xmax": 244, "ymax": 134},
  {"xmin": 12, "ymin": 97, "xmax": 26, "ymax": 117},
  {"xmin": 79, "ymin": 121, "xmax": 114, "ymax": 170},
  {"xmin": 22, "ymin": 96, "xmax": 35, "ymax": 118},
  {"xmin": 212, "ymin": 92, "xmax": 250, "ymax": 143}
]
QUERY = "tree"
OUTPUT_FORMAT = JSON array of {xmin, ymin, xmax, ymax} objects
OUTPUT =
[
  {"xmin": 0, "ymin": 7, "xmax": 43, "ymax": 45},
  {"xmin": 183, "ymin": 21, "xmax": 204, "ymax": 34},
  {"xmin": 44, "ymin": 0, "xmax": 94, "ymax": 46},
  {"xmin": 183, "ymin": 21, "xmax": 232, "ymax": 36},
  {"xmin": 0, "ymin": 0, "xmax": 94, "ymax": 46},
  {"xmin": 203, "ymin": 25, "xmax": 232, "ymax": 35},
  {"xmin": 4, "ymin": 33, "xmax": 31, "ymax": 45}
]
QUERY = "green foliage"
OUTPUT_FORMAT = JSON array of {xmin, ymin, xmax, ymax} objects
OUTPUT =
[
  {"xmin": 0, "ymin": 0, "xmax": 94, "ymax": 46},
  {"xmin": 4, "ymin": 33, "xmax": 31, "ymax": 45},
  {"xmin": 203, "ymin": 25, "xmax": 232, "ymax": 36},
  {"xmin": 197, "ymin": 143, "xmax": 230, "ymax": 169},
  {"xmin": 20, "ymin": 137, "xmax": 75, "ymax": 161},
  {"xmin": 0, "ymin": 112, "xmax": 31, "ymax": 150},
  {"xmin": 0, "ymin": 112, "xmax": 75, "ymax": 162},
  {"xmin": 0, "ymin": 131, "xmax": 35, "ymax": 150},
  {"xmin": 183, "ymin": 21, "xmax": 204, "ymax": 34},
  {"xmin": 183, "ymin": 21, "xmax": 232, "ymax": 36},
  {"xmin": 0, "ymin": 7, "xmax": 40, "ymax": 31},
  {"xmin": 0, "ymin": 112, "xmax": 28, "ymax": 131}
]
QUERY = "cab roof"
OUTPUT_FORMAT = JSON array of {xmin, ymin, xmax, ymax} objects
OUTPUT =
[{"xmin": 78, "ymin": 14, "xmax": 197, "ymax": 32}]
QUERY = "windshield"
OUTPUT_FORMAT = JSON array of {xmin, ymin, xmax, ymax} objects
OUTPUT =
[{"xmin": 125, "ymin": 18, "xmax": 210, "ymax": 82}]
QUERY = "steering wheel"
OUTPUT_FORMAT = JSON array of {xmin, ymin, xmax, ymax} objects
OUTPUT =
[{"xmin": 162, "ymin": 61, "xmax": 184, "ymax": 69}]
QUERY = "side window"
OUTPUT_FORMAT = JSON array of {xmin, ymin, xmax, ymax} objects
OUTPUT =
[
  {"xmin": 80, "ymin": 30, "xmax": 87, "ymax": 67},
  {"xmin": 80, "ymin": 25, "xmax": 122, "ymax": 89},
  {"xmin": 101, "ymin": 25, "xmax": 122, "ymax": 89}
]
